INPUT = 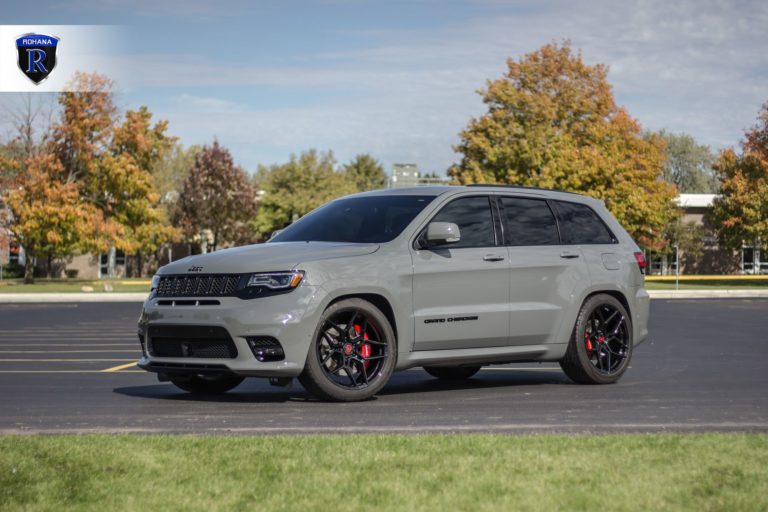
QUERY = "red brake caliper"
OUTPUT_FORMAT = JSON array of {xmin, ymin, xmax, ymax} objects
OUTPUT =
[
  {"xmin": 584, "ymin": 331, "xmax": 594, "ymax": 357},
  {"xmin": 354, "ymin": 325, "xmax": 371, "ymax": 368}
]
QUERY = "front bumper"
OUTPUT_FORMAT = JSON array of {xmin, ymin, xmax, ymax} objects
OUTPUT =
[{"xmin": 137, "ymin": 285, "xmax": 323, "ymax": 378}]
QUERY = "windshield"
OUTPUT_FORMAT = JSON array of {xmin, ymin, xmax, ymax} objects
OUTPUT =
[{"xmin": 270, "ymin": 195, "xmax": 436, "ymax": 243}]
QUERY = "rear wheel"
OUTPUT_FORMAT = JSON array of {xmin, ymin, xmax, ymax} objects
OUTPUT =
[
  {"xmin": 299, "ymin": 298, "xmax": 396, "ymax": 402},
  {"xmin": 423, "ymin": 366, "xmax": 481, "ymax": 380},
  {"xmin": 169, "ymin": 374, "xmax": 244, "ymax": 394},
  {"xmin": 560, "ymin": 294, "xmax": 633, "ymax": 384}
]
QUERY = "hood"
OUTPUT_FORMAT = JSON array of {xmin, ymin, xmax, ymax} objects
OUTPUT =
[{"xmin": 159, "ymin": 242, "xmax": 380, "ymax": 275}]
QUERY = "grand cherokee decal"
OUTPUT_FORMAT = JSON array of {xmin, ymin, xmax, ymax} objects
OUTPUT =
[{"xmin": 424, "ymin": 316, "xmax": 479, "ymax": 324}]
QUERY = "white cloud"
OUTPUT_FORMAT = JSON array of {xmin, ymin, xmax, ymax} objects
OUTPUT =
[{"xmin": 30, "ymin": 0, "xmax": 768, "ymax": 172}]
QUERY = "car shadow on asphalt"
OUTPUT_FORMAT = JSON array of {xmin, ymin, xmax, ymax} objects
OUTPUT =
[
  {"xmin": 112, "ymin": 369, "xmax": 570, "ymax": 403},
  {"xmin": 379, "ymin": 370, "xmax": 570, "ymax": 397}
]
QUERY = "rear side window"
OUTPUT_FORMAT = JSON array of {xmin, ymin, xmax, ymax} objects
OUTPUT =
[
  {"xmin": 553, "ymin": 200, "xmax": 616, "ymax": 245},
  {"xmin": 429, "ymin": 196, "xmax": 496, "ymax": 248},
  {"xmin": 501, "ymin": 197, "xmax": 559, "ymax": 246}
]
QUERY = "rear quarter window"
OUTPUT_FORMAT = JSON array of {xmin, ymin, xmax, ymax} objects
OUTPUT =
[
  {"xmin": 552, "ymin": 200, "xmax": 617, "ymax": 245},
  {"xmin": 500, "ymin": 197, "xmax": 560, "ymax": 246}
]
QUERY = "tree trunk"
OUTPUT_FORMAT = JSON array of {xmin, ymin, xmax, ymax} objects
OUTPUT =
[
  {"xmin": 136, "ymin": 251, "xmax": 143, "ymax": 278},
  {"xmin": 46, "ymin": 253, "xmax": 53, "ymax": 279},
  {"xmin": 23, "ymin": 251, "xmax": 35, "ymax": 284}
]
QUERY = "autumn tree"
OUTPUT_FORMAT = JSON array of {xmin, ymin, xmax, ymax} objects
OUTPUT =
[
  {"xmin": 175, "ymin": 141, "xmax": 257, "ymax": 251},
  {"xmin": 4, "ymin": 155, "xmax": 104, "ymax": 283},
  {"xmin": 254, "ymin": 149, "xmax": 357, "ymax": 237},
  {"xmin": 654, "ymin": 131, "xmax": 717, "ymax": 193},
  {"xmin": 343, "ymin": 153, "xmax": 387, "ymax": 191},
  {"xmin": 710, "ymin": 102, "xmax": 768, "ymax": 272},
  {"xmin": 449, "ymin": 42, "xmax": 677, "ymax": 248},
  {"xmin": 50, "ymin": 73, "xmax": 178, "ymax": 275}
]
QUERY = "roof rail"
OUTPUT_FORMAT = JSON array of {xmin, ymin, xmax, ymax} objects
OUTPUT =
[{"xmin": 464, "ymin": 184, "xmax": 582, "ymax": 195}]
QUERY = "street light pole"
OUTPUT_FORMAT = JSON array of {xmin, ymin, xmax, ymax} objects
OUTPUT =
[{"xmin": 675, "ymin": 245, "xmax": 680, "ymax": 291}]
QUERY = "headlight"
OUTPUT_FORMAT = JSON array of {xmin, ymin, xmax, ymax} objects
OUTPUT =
[
  {"xmin": 246, "ymin": 271, "xmax": 304, "ymax": 290},
  {"xmin": 150, "ymin": 274, "xmax": 160, "ymax": 292}
]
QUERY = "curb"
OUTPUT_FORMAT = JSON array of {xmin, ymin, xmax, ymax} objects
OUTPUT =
[
  {"xmin": 0, "ymin": 293, "xmax": 148, "ymax": 303},
  {"xmin": 647, "ymin": 290, "xmax": 768, "ymax": 299}
]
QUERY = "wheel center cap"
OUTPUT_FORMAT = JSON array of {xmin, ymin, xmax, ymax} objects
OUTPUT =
[{"xmin": 343, "ymin": 343, "xmax": 354, "ymax": 356}]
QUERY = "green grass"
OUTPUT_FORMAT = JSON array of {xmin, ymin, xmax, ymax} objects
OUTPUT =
[
  {"xmin": 1, "ymin": 434, "xmax": 767, "ymax": 511},
  {"xmin": 0, "ymin": 279, "xmax": 150, "ymax": 293},
  {"xmin": 645, "ymin": 279, "xmax": 768, "ymax": 290}
]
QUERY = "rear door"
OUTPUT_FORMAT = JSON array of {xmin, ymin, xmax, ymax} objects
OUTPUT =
[
  {"xmin": 411, "ymin": 195, "xmax": 510, "ymax": 351},
  {"xmin": 499, "ymin": 196, "xmax": 590, "ymax": 345}
]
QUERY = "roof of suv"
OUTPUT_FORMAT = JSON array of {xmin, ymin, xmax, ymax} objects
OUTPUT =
[{"xmin": 352, "ymin": 185, "xmax": 597, "ymax": 203}]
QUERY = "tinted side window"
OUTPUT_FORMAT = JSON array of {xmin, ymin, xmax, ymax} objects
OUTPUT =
[
  {"xmin": 553, "ymin": 200, "xmax": 616, "ymax": 244},
  {"xmin": 501, "ymin": 197, "xmax": 559, "ymax": 246},
  {"xmin": 430, "ymin": 196, "xmax": 495, "ymax": 249}
]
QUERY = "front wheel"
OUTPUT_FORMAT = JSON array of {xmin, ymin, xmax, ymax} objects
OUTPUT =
[
  {"xmin": 560, "ymin": 294, "xmax": 633, "ymax": 384},
  {"xmin": 299, "ymin": 298, "xmax": 396, "ymax": 402},
  {"xmin": 169, "ymin": 374, "xmax": 245, "ymax": 394}
]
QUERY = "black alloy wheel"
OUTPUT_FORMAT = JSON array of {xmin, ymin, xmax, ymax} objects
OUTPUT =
[
  {"xmin": 299, "ymin": 298, "xmax": 396, "ymax": 401},
  {"xmin": 560, "ymin": 294, "xmax": 633, "ymax": 384}
]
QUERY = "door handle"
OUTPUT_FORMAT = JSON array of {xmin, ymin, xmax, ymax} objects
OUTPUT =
[
  {"xmin": 483, "ymin": 254, "xmax": 505, "ymax": 262},
  {"xmin": 560, "ymin": 251, "xmax": 580, "ymax": 259}
]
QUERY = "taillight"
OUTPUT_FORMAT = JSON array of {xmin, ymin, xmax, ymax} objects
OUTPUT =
[{"xmin": 634, "ymin": 252, "xmax": 646, "ymax": 274}]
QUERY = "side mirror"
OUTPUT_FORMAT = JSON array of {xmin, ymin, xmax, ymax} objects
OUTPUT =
[{"xmin": 426, "ymin": 222, "xmax": 461, "ymax": 246}]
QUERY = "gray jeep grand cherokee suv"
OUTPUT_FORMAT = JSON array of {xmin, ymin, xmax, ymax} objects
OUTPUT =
[{"xmin": 138, "ymin": 185, "xmax": 649, "ymax": 401}]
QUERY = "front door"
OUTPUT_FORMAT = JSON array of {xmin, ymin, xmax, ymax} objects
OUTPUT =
[{"xmin": 411, "ymin": 195, "xmax": 510, "ymax": 351}]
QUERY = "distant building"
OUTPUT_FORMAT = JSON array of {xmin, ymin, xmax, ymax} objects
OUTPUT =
[
  {"xmin": 389, "ymin": 163, "xmax": 449, "ymax": 188},
  {"xmin": 390, "ymin": 163, "xmax": 420, "ymax": 188},
  {"xmin": 647, "ymin": 194, "xmax": 762, "ymax": 275}
]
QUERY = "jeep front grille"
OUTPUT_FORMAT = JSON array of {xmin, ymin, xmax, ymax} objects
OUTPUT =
[{"xmin": 155, "ymin": 275, "xmax": 241, "ymax": 297}]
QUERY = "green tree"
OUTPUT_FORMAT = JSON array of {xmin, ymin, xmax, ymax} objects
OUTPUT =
[
  {"xmin": 152, "ymin": 143, "xmax": 201, "ymax": 201},
  {"xmin": 449, "ymin": 42, "xmax": 677, "ymax": 249},
  {"xmin": 654, "ymin": 131, "xmax": 717, "ymax": 193},
  {"xmin": 254, "ymin": 149, "xmax": 357, "ymax": 238},
  {"xmin": 343, "ymin": 153, "xmax": 387, "ymax": 191},
  {"xmin": 710, "ymin": 103, "xmax": 768, "ymax": 271},
  {"xmin": 175, "ymin": 141, "xmax": 258, "ymax": 251},
  {"xmin": 110, "ymin": 107, "xmax": 178, "ymax": 275}
]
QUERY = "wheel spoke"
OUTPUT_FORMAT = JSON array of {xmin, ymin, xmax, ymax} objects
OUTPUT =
[
  {"xmin": 343, "ymin": 366, "xmax": 358, "ymax": 387},
  {"xmin": 325, "ymin": 319, "xmax": 345, "ymax": 338},
  {"xmin": 611, "ymin": 315, "xmax": 625, "ymax": 336},
  {"xmin": 364, "ymin": 355, "xmax": 387, "ymax": 361},
  {"xmin": 603, "ymin": 309, "xmax": 619, "ymax": 328},
  {"xmin": 320, "ymin": 348, "xmax": 339, "ymax": 365},
  {"xmin": 322, "ymin": 332, "xmax": 339, "ymax": 347},
  {"xmin": 355, "ymin": 359, "xmax": 369, "ymax": 385},
  {"xmin": 364, "ymin": 339, "xmax": 388, "ymax": 346}
]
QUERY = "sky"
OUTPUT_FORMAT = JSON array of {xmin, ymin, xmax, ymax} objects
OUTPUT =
[{"xmin": 1, "ymin": 0, "xmax": 767, "ymax": 175}]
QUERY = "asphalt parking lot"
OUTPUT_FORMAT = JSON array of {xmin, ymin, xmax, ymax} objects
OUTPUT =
[{"xmin": 0, "ymin": 299, "xmax": 766, "ymax": 434}]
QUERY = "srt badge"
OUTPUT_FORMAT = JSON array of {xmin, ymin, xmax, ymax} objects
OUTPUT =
[{"xmin": 16, "ymin": 33, "xmax": 59, "ymax": 84}]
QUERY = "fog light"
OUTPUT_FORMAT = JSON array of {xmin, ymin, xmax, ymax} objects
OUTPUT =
[
  {"xmin": 138, "ymin": 333, "xmax": 147, "ymax": 357},
  {"xmin": 245, "ymin": 336, "xmax": 285, "ymax": 362}
]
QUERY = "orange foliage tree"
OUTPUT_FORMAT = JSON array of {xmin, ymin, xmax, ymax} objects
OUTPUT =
[
  {"xmin": 711, "ymin": 103, "xmax": 768, "ymax": 270},
  {"xmin": 449, "ymin": 42, "xmax": 676, "ymax": 249}
]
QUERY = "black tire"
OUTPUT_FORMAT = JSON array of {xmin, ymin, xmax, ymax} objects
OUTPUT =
[
  {"xmin": 423, "ymin": 366, "xmax": 481, "ymax": 380},
  {"xmin": 560, "ymin": 294, "xmax": 633, "ymax": 384},
  {"xmin": 299, "ymin": 298, "xmax": 396, "ymax": 402},
  {"xmin": 170, "ymin": 374, "xmax": 245, "ymax": 394}
]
